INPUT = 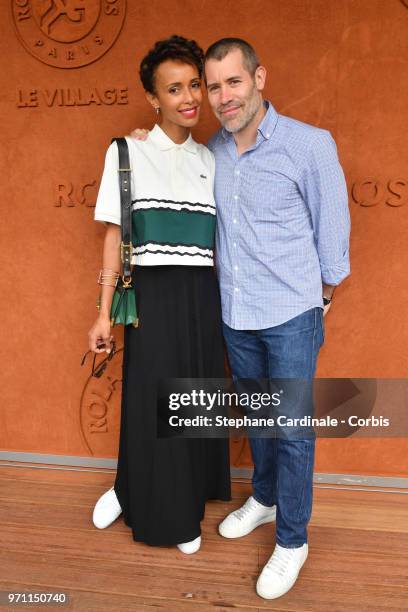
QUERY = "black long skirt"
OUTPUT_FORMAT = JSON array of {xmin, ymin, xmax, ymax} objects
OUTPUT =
[{"xmin": 114, "ymin": 265, "xmax": 231, "ymax": 546}]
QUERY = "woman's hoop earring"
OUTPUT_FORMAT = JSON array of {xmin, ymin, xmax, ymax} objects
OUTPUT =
[{"xmin": 155, "ymin": 107, "xmax": 160, "ymax": 115}]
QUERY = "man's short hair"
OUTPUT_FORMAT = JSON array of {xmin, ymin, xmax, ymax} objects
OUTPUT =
[{"xmin": 204, "ymin": 38, "xmax": 260, "ymax": 75}]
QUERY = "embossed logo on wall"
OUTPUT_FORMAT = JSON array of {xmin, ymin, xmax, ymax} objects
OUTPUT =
[
  {"xmin": 80, "ymin": 347, "xmax": 122, "ymax": 456},
  {"xmin": 54, "ymin": 180, "xmax": 97, "ymax": 206},
  {"xmin": 351, "ymin": 178, "xmax": 408, "ymax": 207},
  {"xmin": 12, "ymin": 0, "xmax": 126, "ymax": 69}
]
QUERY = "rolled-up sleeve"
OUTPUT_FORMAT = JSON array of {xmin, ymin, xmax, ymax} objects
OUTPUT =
[{"xmin": 301, "ymin": 131, "xmax": 351, "ymax": 286}]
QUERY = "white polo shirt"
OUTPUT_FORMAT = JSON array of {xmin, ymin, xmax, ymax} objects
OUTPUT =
[{"xmin": 94, "ymin": 124, "xmax": 216, "ymax": 266}]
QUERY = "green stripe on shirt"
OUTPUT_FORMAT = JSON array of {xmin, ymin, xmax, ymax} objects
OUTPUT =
[{"xmin": 132, "ymin": 208, "xmax": 215, "ymax": 250}]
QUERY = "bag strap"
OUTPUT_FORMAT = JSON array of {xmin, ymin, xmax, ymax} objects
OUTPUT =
[{"xmin": 111, "ymin": 137, "xmax": 132, "ymax": 282}]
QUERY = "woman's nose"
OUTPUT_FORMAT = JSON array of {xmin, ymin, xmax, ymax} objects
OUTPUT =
[{"xmin": 183, "ymin": 89, "xmax": 195, "ymax": 104}]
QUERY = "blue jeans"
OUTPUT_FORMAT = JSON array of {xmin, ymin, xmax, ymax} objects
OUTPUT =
[{"xmin": 222, "ymin": 307, "xmax": 324, "ymax": 548}]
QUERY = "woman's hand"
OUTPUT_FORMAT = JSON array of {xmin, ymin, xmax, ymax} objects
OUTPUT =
[
  {"xmin": 88, "ymin": 313, "xmax": 114, "ymax": 353},
  {"xmin": 130, "ymin": 128, "xmax": 149, "ymax": 141}
]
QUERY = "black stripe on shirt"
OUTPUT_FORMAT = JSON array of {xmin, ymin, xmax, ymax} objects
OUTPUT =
[
  {"xmin": 133, "ymin": 240, "xmax": 213, "ymax": 250},
  {"xmin": 132, "ymin": 197, "xmax": 216, "ymax": 211},
  {"xmin": 132, "ymin": 206, "xmax": 215, "ymax": 217},
  {"xmin": 133, "ymin": 248, "xmax": 213, "ymax": 259}
]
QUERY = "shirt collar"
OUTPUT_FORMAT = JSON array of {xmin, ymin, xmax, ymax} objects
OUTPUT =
[
  {"xmin": 149, "ymin": 123, "xmax": 198, "ymax": 154},
  {"xmin": 221, "ymin": 99, "xmax": 279, "ymax": 142},
  {"xmin": 257, "ymin": 100, "xmax": 279, "ymax": 139}
]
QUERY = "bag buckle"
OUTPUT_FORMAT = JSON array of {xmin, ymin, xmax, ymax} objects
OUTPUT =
[
  {"xmin": 120, "ymin": 241, "xmax": 133, "ymax": 265},
  {"xmin": 121, "ymin": 275, "xmax": 132, "ymax": 288}
]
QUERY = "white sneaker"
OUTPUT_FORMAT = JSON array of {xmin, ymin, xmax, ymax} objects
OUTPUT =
[
  {"xmin": 177, "ymin": 536, "xmax": 201, "ymax": 554},
  {"xmin": 93, "ymin": 486, "xmax": 122, "ymax": 529},
  {"xmin": 256, "ymin": 543, "xmax": 308, "ymax": 599},
  {"xmin": 218, "ymin": 496, "xmax": 276, "ymax": 539}
]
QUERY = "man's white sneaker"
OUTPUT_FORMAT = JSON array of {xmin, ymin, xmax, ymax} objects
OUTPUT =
[
  {"xmin": 256, "ymin": 542, "xmax": 308, "ymax": 599},
  {"xmin": 218, "ymin": 496, "xmax": 276, "ymax": 538},
  {"xmin": 93, "ymin": 486, "xmax": 122, "ymax": 529},
  {"xmin": 177, "ymin": 535, "xmax": 201, "ymax": 554}
]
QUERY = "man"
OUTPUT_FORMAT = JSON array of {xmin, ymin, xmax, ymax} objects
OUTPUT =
[{"xmin": 203, "ymin": 38, "xmax": 350, "ymax": 600}]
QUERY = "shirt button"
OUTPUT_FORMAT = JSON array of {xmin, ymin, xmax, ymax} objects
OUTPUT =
[
  {"xmin": 233, "ymin": 195, "xmax": 239, "ymax": 200},
  {"xmin": 266, "ymin": 133, "xmax": 270, "ymax": 138},
  {"xmin": 233, "ymin": 218, "xmax": 237, "ymax": 224},
  {"xmin": 233, "ymin": 242, "xmax": 237, "ymax": 247},
  {"xmin": 234, "ymin": 265, "xmax": 238, "ymax": 271},
  {"xmin": 235, "ymin": 169, "xmax": 240, "ymax": 175},
  {"xmin": 234, "ymin": 287, "xmax": 239, "ymax": 292}
]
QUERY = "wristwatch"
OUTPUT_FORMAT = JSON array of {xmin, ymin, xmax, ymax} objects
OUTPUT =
[{"xmin": 323, "ymin": 296, "xmax": 332, "ymax": 306}]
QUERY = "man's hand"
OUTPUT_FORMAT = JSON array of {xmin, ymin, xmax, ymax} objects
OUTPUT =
[
  {"xmin": 323, "ymin": 302, "xmax": 332, "ymax": 317},
  {"xmin": 130, "ymin": 128, "xmax": 149, "ymax": 141},
  {"xmin": 322, "ymin": 283, "xmax": 335, "ymax": 317}
]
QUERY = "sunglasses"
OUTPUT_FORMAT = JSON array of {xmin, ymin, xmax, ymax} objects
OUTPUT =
[{"xmin": 80, "ymin": 339, "xmax": 116, "ymax": 378}]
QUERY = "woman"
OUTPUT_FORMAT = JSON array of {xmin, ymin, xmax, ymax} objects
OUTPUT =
[{"xmin": 88, "ymin": 35, "xmax": 231, "ymax": 554}]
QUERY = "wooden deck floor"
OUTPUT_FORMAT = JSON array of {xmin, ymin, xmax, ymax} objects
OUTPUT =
[{"xmin": 0, "ymin": 465, "xmax": 407, "ymax": 611}]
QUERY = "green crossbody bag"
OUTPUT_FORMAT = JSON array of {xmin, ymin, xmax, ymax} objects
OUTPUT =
[{"xmin": 98, "ymin": 137, "xmax": 139, "ymax": 328}]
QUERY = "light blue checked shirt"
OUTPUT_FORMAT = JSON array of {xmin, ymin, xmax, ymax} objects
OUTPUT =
[{"xmin": 207, "ymin": 100, "xmax": 350, "ymax": 330}]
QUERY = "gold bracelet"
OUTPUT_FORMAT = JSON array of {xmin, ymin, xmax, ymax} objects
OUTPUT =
[
  {"xmin": 100, "ymin": 268, "xmax": 120, "ymax": 275},
  {"xmin": 98, "ymin": 269, "xmax": 120, "ymax": 287},
  {"xmin": 98, "ymin": 278, "xmax": 119, "ymax": 287},
  {"xmin": 98, "ymin": 270, "xmax": 120, "ymax": 278}
]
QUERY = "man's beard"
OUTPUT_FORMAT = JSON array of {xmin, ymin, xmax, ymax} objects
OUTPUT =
[{"xmin": 218, "ymin": 85, "xmax": 262, "ymax": 134}]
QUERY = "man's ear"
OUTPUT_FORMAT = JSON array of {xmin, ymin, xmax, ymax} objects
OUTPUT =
[
  {"xmin": 254, "ymin": 65, "xmax": 267, "ymax": 92},
  {"xmin": 145, "ymin": 91, "xmax": 159, "ymax": 112}
]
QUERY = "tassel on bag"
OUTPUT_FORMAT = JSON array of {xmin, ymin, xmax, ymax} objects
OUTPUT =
[{"xmin": 110, "ymin": 275, "xmax": 138, "ymax": 327}]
